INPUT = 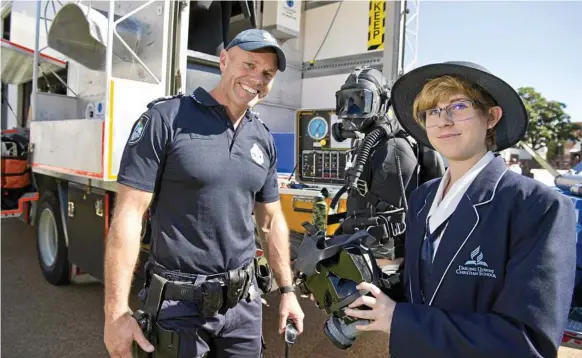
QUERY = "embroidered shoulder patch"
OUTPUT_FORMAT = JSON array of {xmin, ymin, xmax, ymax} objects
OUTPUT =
[
  {"xmin": 250, "ymin": 143, "xmax": 265, "ymax": 166},
  {"xmin": 128, "ymin": 113, "xmax": 150, "ymax": 145}
]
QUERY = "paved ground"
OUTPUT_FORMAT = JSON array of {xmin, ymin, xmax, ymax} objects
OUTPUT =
[{"xmin": 2, "ymin": 218, "xmax": 581, "ymax": 358}]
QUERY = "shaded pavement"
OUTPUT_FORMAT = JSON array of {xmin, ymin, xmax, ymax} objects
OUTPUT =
[{"xmin": 1, "ymin": 219, "xmax": 579, "ymax": 357}]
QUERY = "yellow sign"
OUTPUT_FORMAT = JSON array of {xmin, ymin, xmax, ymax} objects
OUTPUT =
[{"xmin": 367, "ymin": 0, "xmax": 386, "ymax": 51}]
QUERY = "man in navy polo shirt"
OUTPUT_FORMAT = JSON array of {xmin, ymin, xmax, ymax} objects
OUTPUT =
[{"xmin": 103, "ymin": 29, "xmax": 304, "ymax": 358}]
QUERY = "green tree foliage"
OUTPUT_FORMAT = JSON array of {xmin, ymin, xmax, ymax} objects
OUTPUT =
[
  {"xmin": 518, "ymin": 87, "xmax": 579, "ymax": 151},
  {"xmin": 545, "ymin": 140, "xmax": 565, "ymax": 162}
]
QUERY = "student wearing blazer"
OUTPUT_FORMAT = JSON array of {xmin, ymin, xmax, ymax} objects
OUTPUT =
[{"xmin": 344, "ymin": 61, "xmax": 577, "ymax": 357}]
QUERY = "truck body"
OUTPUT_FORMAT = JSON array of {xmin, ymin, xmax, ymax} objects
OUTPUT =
[
  {"xmin": 1, "ymin": 0, "xmax": 411, "ymax": 276},
  {"xmin": 1, "ymin": 0, "xmax": 579, "ymax": 351}
]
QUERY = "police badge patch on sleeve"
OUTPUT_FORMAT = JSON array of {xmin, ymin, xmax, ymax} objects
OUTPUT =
[
  {"xmin": 128, "ymin": 113, "xmax": 150, "ymax": 145},
  {"xmin": 250, "ymin": 143, "xmax": 265, "ymax": 166}
]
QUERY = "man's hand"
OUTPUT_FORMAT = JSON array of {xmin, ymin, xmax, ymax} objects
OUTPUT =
[
  {"xmin": 343, "ymin": 282, "xmax": 396, "ymax": 335},
  {"xmin": 254, "ymin": 201, "xmax": 305, "ymax": 334},
  {"xmin": 279, "ymin": 292, "xmax": 305, "ymax": 335},
  {"xmin": 103, "ymin": 185, "xmax": 153, "ymax": 357},
  {"xmin": 104, "ymin": 312, "xmax": 154, "ymax": 358}
]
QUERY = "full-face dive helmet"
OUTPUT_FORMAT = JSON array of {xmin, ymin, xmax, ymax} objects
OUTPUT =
[
  {"xmin": 292, "ymin": 229, "xmax": 404, "ymax": 350},
  {"xmin": 333, "ymin": 66, "xmax": 392, "ymax": 137}
]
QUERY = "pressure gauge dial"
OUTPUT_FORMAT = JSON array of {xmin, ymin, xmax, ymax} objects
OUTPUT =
[{"xmin": 307, "ymin": 116, "xmax": 328, "ymax": 140}]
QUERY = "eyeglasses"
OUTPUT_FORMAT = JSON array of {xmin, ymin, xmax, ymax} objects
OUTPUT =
[{"xmin": 418, "ymin": 99, "xmax": 481, "ymax": 128}]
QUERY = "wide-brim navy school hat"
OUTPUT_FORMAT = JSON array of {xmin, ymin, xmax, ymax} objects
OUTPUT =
[
  {"xmin": 390, "ymin": 61, "xmax": 529, "ymax": 151},
  {"xmin": 226, "ymin": 29, "xmax": 287, "ymax": 72}
]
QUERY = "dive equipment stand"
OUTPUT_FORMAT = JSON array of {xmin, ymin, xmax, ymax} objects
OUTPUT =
[
  {"xmin": 284, "ymin": 319, "xmax": 299, "ymax": 358},
  {"xmin": 326, "ymin": 119, "xmax": 409, "ymax": 261}
]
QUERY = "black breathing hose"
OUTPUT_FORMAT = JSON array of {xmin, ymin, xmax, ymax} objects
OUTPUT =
[
  {"xmin": 330, "ymin": 124, "xmax": 389, "ymax": 210},
  {"xmin": 330, "ymin": 185, "xmax": 346, "ymax": 211},
  {"xmin": 347, "ymin": 125, "xmax": 389, "ymax": 191},
  {"xmin": 395, "ymin": 155, "xmax": 408, "ymax": 213},
  {"xmin": 389, "ymin": 119, "xmax": 409, "ymax": 213}
]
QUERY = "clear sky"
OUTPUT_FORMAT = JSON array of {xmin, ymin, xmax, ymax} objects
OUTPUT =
[{"xmin": 411, "ymin": 0, "xmax": 582, "ymax": 122}]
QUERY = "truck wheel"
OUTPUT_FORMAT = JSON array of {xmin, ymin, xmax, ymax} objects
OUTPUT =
[{"xmin": 35, "ymin": 191, "xmax": 70, "ymax": 285}]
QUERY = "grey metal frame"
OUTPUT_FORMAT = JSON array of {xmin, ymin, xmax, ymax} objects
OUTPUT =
[{"xmin": 301, "ymin": 51, "xmax": 384, "ymax": 79}]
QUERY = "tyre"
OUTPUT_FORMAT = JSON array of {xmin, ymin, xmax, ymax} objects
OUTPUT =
[{"xmin": 35, "ymin": 190, "xmax": 70, "ymax": 285}]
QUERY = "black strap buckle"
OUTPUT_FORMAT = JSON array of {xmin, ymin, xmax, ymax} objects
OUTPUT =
[{"xmin": 390, "ymin": 221, "xmax": 406, "ymax": 237}]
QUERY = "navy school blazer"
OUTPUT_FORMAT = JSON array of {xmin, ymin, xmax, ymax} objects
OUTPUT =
[{"xmin": 389, "ymin": 155, "xmax": 577, "ymax": 358}]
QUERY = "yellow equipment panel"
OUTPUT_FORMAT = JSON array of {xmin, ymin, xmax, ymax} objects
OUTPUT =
[
  {"xmin": 278, "ymin": 108, "xmax": 351, "ymax": 236},
  {"xmin": 279, "ymin": 187, "xmax": 347, "ymax": 236}
]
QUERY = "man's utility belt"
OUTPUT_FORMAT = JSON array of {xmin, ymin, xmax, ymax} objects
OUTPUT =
[
  {"xmin": 146, "ymin": 260, "xmax": 261, "ymax": 317},
  {"xmin": 132, "ymin": 258, "xmax": 272, "ymax": 358}
]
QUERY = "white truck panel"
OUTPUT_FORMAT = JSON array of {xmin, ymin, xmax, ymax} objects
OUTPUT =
[
  {"xmin": 28, "ymin": 77, "xmax": 165, "ymax": 182},
  {"xmin": 30, "ymin": 119, "xmax": 104, "ymax": 178},
  {"xmin": 253, "ymin": 102, "xmax": 296, "ymax": 133},
  {"xmin": 302, "ymin": 1, "xmax": 371, "ymax": 62},
  {"xmin": 106, "ymin": 77, "xmax": 165, "ymax": 180},
  {"xmin": 299, "ymin": 0, "xmax": 398, "ymax": 110},
  {"xmin": 265, "ymin": 63, "xmax": 303, "ymax": 110},
  {"xmin": 300, "ymin": 74, "xmax": 350, "ymax": 109},
  {"xmin": 21, "ymin": 0, "xmax": 171, "ymax": 183}
]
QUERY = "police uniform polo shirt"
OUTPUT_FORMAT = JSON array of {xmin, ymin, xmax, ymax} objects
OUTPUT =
[{"xmin": 117, "ymin": 87, "xmax": 280, "ymax": 275}]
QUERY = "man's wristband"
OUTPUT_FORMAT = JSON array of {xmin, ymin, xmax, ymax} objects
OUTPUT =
[{"xmin": 278, "ymin": 285, "xmax": 295, "ymax": 294}]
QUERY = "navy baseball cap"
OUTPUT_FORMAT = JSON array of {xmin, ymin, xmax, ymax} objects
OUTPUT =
[{"xmin": 226, "ymin": 29, "xmax": 287, "ymax": 72}]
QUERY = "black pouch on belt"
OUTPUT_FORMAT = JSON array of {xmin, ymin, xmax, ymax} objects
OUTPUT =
[
  {"xmin": 224, "ymin": 268, "xmax": 248, "ymax": 309},
  {"xmin": 254, "ymin": 257, "xmax": 273, "ymax": 294},
  {"xmin": 199, "ymin": 281, "xmax": 224, "ymax": 317},
  {"xmin": 132, "ymin": 273, "xmax": 167, "ymax": 358}
]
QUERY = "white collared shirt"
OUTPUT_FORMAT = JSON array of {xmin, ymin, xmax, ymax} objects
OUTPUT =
[{"xmin": 426, "ymin": 151, "xmax": 495, "ymax": 260}]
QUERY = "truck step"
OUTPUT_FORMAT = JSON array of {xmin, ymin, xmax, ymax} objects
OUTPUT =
[{"xmin": 1, "ymin": 192, "xmax": 39, "ymax": 220}]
